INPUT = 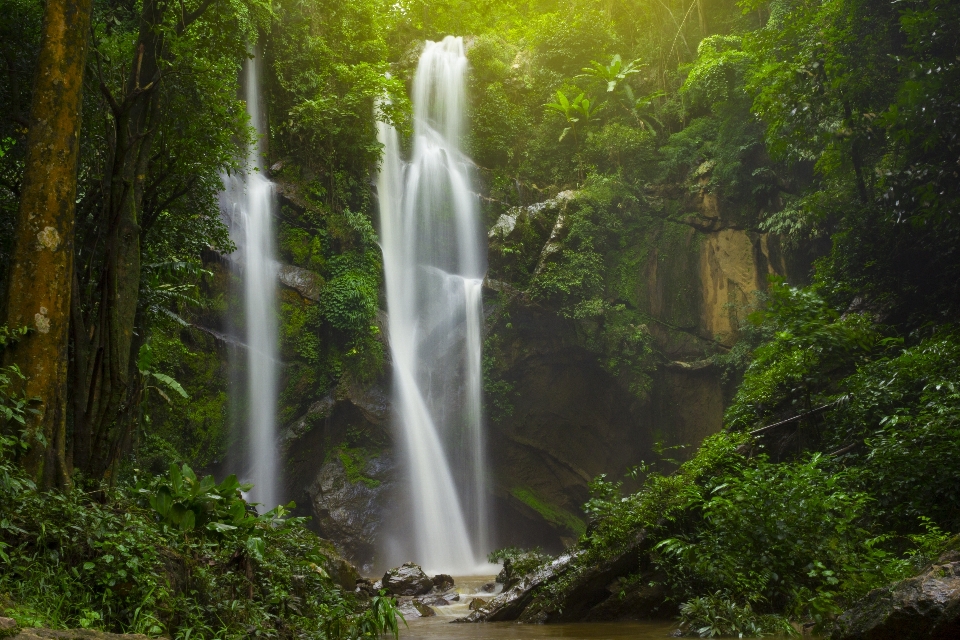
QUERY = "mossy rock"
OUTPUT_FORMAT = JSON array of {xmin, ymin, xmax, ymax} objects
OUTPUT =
[{"xmin": 0, "ymin": 617, "xmax": 18, "ymax": 640}]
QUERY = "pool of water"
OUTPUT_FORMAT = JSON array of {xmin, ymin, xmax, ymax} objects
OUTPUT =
[
  {"xmin": 402, "ymin": 618, "xmax": 680, "ymax": 639},
  {"xmin": 400, "ymin": 576, "xmax": 681, "ymax": 639}
]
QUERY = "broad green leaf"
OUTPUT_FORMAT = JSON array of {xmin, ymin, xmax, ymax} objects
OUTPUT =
[
  {"xmin": 150, "ymin": 372, "xmax": 188, "ymax": 399},
  {"xmin": 246, "ymin": 536, "xmax": 266, "ymax": 560},
  {"xmin": 151, "ymin": 487, "xmax": 173, "ymax": 517},
  {"xmin": 180, "ymin": 509, "xmax": 196, "ymax": 531}
]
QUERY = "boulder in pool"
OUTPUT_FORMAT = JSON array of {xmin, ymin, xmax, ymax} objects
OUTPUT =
[
  {"xmin": 396, "ymin": 596, "xmax": 436, "ymax": 618},
  {"xmin": 382, "ymin": 562, "xmax": 434, "ymax": 596},
  {"xmin": 432, "ymin": 573, "xmax": 455, "ymax": 591},
  {"xmin": 469, "ymin": 598, "xmax": 489, "ymax": 611},
  {"xmin": 417, "ymin": 592, "xmax": 460, "ymax": 607}
]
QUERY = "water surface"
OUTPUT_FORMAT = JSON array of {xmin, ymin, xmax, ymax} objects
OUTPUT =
[
  {"xmin": 403, "ymin": 618, "xmax": 680, "ymax": 639},
  {"xmin": 404, "ymin": 576, "xmax": 679, "ymax": 639}
]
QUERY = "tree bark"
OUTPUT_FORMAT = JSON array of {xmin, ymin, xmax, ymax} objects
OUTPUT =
[
  {"xmin": 71, "ymin": 14, "xmax": 161, "ymax": 480},
  {"xmin": 3, "ymin": 0, "xmax": 94, "ymax": 489},
  {"xmin": 70, "ymin": 0, "xmax": 216, "ymax": 480}
]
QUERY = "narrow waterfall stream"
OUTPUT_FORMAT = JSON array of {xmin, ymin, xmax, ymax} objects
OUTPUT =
[
  {"xmin": 378, "ymin": 36, "xmax": 490, "ymax": 573},
  {"xmin": 220, "ymin": 54, "xmax": 279, "ymax": 512}
]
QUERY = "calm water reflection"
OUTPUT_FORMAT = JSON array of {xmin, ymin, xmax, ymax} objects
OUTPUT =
[
  {"xmin": 399, "ymin": 576, "xmax": 680, "ymax": 639},
  {"xmin": 402, "ymin": 617, "xmax": 679, "ymax": 639}
]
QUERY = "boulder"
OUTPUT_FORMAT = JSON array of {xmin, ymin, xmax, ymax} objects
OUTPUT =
[
  {"xmin": 355, "ymin": 577, "xmax": 377, "ymax": 597},
  {"xmin": 315, "ymin": 541, "xmax": 362, "ymax": 591},
  {"xmin": 468, "ymin": 598, "xmax": 489, "ymax": 611},
  {"xmin": 0, "ymin": 619, "xmax": 18, "ymax": 639},
  {"xmin": 832, "ymin": 554, "xmax": 960, "ymax": 640},
  {"xmin": 396, "ymin": 597, "xmax": 436, "ymax": 619},
  {"xmin": 382, "ymin": 562, "xmax": 434, "ymax": 596},
  {"xmin": 432, "ymin": 574, "xmax": 455, "ymax": 591},
  {"xmin": 481, "ymin": 581, "xmax": 497, "ymax": 593},
  {"xmin": 417, "ymin": 592, "xmax": 460, "ymax": 607},
  {"xmin": 306, "ymin": 453, "xmax": 395, "ymax": 569},
  {"xmin": 278, "ymin": 264, "xmax": 324, "ymax": 302}
]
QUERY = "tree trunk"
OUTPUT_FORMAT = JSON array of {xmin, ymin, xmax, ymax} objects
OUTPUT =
[
  {"xmin": 71, "ymin": 0, "xmax": 214, "ymax": 480},
  {"xmin": 3, "ymin": 0, "xmax": 94, "ymax": 489}
]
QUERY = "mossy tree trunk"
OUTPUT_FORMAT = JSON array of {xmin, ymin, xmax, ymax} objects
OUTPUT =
[{"xmin": 2, "ymin": 0, "xmax": 94, "ymax": 489}]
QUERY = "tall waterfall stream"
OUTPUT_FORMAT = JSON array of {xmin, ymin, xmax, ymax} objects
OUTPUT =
[
  {"xmin": 220, "ymin": 53, "xmax": 279, "ymax": 512},
  {"xmin": 378, "ymin": 36, "xmax": 491, "ymax": 573}
]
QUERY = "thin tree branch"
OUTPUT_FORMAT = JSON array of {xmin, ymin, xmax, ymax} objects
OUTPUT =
[{"xmin": 179, "ymin": 0, "xmax": 217, "ymax": 33}]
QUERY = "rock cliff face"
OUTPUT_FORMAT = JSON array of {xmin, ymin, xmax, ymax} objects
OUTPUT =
[
  {"xmin": 280, "ymin": 378, "xmax": 395, "ymax": 573},
  {"xmin": 477, "ymin": 186, "xmax": 792, "ymax": 552}
]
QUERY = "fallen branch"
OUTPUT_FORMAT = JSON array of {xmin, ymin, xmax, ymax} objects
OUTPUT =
[{"xmin": 749, "ymin": 396, "xmax": 849, "ymax": 436}]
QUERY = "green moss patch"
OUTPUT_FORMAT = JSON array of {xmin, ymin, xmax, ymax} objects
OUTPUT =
[{"xmin": 511, "ymin": 487, "xmax": 586, "ymax": 535}]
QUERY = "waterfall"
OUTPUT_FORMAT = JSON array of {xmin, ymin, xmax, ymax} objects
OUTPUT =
[
  {"xmin": 377, "ymin": 36, "xmax": 490, "ymax": 572},
  {"xmin": 220, "ymin": 54, "xmax": 279, "ymax": 512}
]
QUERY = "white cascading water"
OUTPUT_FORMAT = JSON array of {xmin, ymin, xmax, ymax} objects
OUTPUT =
[
  {"xmin": 220, "ymin": 54, "xmax": 279, "ymax": 511},
  {"xmin": 377, "ymin": 36, "xmax": 490, "ymax": 572}
]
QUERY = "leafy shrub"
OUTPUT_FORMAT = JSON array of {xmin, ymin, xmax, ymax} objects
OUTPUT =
[
  {"xmin": 489, "ymin": 547, "xmax": 553, "ymax": 586},
  {"xmin": 679, "ymin": 593, "xmax": 795, "ymax": 638},
  {"xmin": 827, "ymin": 330, "xmax": 960, "ymax": 531},
  {"xmin": 319, "ymin": 271, "xmax": 378, "ymax": 332},
  {"xmin": 724, "ymin": 280, "xmax": 879, "ymax": 431},
  {"xmin": 656, "ymin": 455, "xmax": 871, "ymax": 619},
  {"xmin": 0, "ymin": 365, "xmax": 33, "ymax": 430},
  {"xmin": 140, "ymin": 463, "xmax": 255, "ymax": 536}
]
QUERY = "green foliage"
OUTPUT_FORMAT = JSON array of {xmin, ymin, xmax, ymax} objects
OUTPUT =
[
  {"xmin": 682, "ymin": 36, "xmax": 751, "ymax": 110},
  {"xmin": 544, "ymin": 90, "xmax": 602, "ymax": 144},
  {"xmin": 140, "ymin": 463, "xmax": 254, "ymax": 535},
  {"xmin": 276, "ymin": 200, "xmax": 384, "ymax": 407},
  {"xmin": 656, "ymin": 455, "xmax": 871, "ymax": 618},
  {"xmin": 0, "ymin": 325, "xmax": 36, "ymax": 430},
  {"xmin": 138, "ymin": 323, "xmax": 229, "ymax": 473},
  {"xmin": 138, "ymin": 341, "xmax": 189, "ymax": 404},
  {"xmin": 0, "ymin": 434, "xmax": 402, "ymax": 638},
  {"xmin": 319, "ymin": 271, "xmax": 378, "ymax": 332},
  {"xmin": 0, "ymin": 365, "xmax": 34, "ymax": 429},
  {"xmin": 267, "ymin": 0, "xmax": 394, "ymax": 213},
  {"xmin": 580, "ymin": 54, "xmax": 642, "ymax": 94},
  {"xmin": 725, "ymin": 280, "xmax": 879, "ymax": 431},
  {"xmin": 0, "ymin": 325, "xmax": 29, "ymax": 349},
  {"xmin": 488, "ymin": 546, "xmax": 552, "ymax": 584},
  {"xmin": 679, "ymin": 593, "xmax": 795, "ymax": 638},
  {"xmin": 826, "ymin": 330, "xmax": 960, "ymax": 531}
]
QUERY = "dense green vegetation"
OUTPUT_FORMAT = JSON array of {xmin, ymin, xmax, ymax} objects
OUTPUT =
[
  {"xmin": 0, "ymin": 430, "xmax": 403, "ymax": 638},
  {"xmin": 2, "ymin": 0, "xmax": 959, "ymax": 635}
]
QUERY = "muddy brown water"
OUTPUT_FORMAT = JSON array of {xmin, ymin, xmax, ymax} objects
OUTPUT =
[
  {"xmin": 401, "ymin": 576, "xmax": 677, "ymax": 639},
  {"xmin": 403, "ymin": 617, "xmax": 680, "ymax": 639}
]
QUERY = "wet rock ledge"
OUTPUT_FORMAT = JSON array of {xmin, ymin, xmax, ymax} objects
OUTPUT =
[
  {"xmin": 457, "ymin": 530, "xmax": 674, "ymax": 623},
  {"xmin": 832, "ymin": 551, "xmax": 960, "ymax": 640}
]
